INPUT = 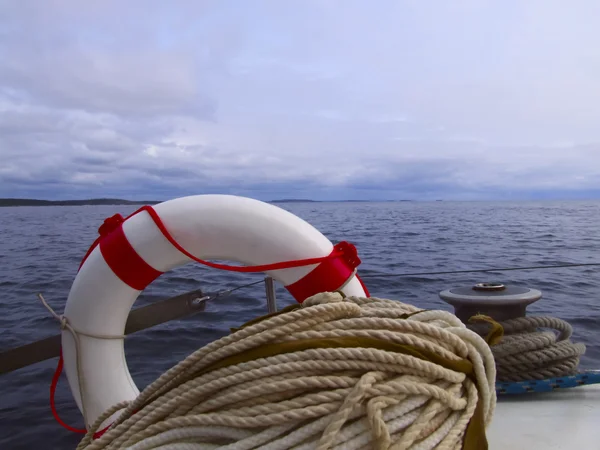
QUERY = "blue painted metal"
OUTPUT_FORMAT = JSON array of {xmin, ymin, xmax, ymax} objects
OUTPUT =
[{"xmin": 496, "ymin": 370, "xmax": 600, "ymax": 395}]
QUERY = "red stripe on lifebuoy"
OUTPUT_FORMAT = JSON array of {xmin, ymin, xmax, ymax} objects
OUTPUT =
[
  {"xmin": 285, "ymin": 241, "xmax": 364, "ymax": 302},
  {"xmin": 99, "ymin": 223, "xmax": 163, "ymax": 290}
]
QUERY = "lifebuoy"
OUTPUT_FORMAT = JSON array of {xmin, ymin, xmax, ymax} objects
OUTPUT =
[{"xmin": 62, "ymin": 195, "xmax": 368, "ymax": 428}]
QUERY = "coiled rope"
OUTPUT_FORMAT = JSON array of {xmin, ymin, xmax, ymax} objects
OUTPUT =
[
  {"xmin": 74, "ymin": 293, "xmax": 496, "ymax": 450},
  {"xmin": 467, "ymin": 315, "xmax": 587, "ymax": 383}
]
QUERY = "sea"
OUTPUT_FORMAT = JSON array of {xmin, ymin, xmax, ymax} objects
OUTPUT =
[{"xmin": 1, "ymin": 200, "xmax": 599, "ymax": 449}]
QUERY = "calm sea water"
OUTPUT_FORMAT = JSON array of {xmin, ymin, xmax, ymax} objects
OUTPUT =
[{"xmin": 1, "ymin": 200, "xmax": 599, "ymax": 449}]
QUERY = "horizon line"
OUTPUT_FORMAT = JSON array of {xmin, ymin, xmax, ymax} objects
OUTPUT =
[{"xmin": 1, "ymin": 196, "xmax": 600, "ymax": 207}]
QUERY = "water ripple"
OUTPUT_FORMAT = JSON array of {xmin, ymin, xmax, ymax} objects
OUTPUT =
[{"xmin": 1, "ymin": 200, "xmax": 599, "ymax": 448}]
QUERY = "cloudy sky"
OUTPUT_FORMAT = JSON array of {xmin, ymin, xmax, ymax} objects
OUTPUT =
[{"xmin": 1, "ymin": 0, "xmax": 600, "ymax": 201}]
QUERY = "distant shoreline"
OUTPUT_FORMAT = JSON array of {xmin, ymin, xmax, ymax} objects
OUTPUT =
[
  {"xmin": 0, "ymin": 198, "xmax": 161, "ymax": 207},
  {"xmin": 0, "ymin": 198, "xmax": 416, "ymax": 207},
  {"xmin": 3, "ymin": 197, "xmax": 597, "ymax": 207}
]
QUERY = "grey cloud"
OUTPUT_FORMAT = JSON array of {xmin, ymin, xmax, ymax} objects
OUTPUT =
[
  {"xmin": 1, "ymin": 0, "xmax": 600, "ymax": 201},
  {"xmin": 0, "ymin": 1, "xmax": 223, "ymax": 119}
]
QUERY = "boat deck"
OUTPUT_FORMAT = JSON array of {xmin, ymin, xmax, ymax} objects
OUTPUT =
[{"xmin": 489, "ymin": 384, "xmax": 600, "ymax": 449}]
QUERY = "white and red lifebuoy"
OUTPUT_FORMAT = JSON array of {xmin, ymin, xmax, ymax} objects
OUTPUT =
[{"xmin": 61, "ymin": 195, "xmax": 368, "ymax": 429}]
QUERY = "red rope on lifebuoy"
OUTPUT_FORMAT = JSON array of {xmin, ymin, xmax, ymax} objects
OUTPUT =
[
  {"xmin": 49, "ymin": 350, "xmax": 111, "ymax": 438},
  {"xmin": 81, "ymin": 206, "xmax": 360, "ymax": 273}
]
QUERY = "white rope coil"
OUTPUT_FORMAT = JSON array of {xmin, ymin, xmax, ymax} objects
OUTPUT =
[{"xmin": 76, "ymin": 293, "xmax": 496, "ymax": 450}]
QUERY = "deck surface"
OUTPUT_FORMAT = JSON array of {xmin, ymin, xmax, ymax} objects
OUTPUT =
[{"xmin": 488, "ymin": 384, "xmax": 600, "ymax": 449}]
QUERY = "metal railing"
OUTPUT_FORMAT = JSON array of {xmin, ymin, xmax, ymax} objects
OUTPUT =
[{"xmin": 0, "ymin": 277, "xmax": 278, "ymax": 376}]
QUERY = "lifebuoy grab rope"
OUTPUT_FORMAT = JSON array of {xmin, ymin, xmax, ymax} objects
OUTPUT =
[
  {"xmin": 81, "ymin": 205, "xmax": 368, "ymax": 299},
  {"xmin": 52, "ymin": 201, "xmax": 369, "ymax": 435}
]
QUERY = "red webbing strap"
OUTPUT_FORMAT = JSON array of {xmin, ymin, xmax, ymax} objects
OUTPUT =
[
  {"xmin": 286, "ymin": 241, "xmax": 363, "ymax": 301},
  {"xmin": 99, "ymin": 224, "xmax": 163, "ymax": 291}
]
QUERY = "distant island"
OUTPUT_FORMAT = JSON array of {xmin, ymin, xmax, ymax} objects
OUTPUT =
[
  {"xmin": 1, "ymin": 198, "xmax": 418, "ymax": 207},
  {"xmin": 0, "ymin": 198, "xmax": 160, "ymax": 207},
  {"xmin": 269, "ymin": 199, "xmax": 406, "ymax": 203},
  {"xmin": 269, "ymin": 199, "xmax": 319, "ymax": 203}
]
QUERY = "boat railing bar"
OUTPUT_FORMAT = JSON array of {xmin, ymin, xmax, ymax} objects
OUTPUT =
[
  {"xmin": 0, "ymin": 277, "xmax": 275, "ymax": 376},
  {"xmin": 264, "ymin": 276, "xmax": 277, "ymax": 314},
  {"xmin": 0, "ymin": 289, "xmax": 207, "ymax": 375}
]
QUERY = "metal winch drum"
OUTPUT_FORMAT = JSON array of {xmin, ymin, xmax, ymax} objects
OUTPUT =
[{"xmin": 439, "ymin": 282, "xmax": 543, "ymax": 323}]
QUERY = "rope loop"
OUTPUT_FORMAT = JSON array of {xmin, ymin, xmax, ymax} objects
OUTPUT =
[
  {"xmin": 37, "ymin": 293, "xmax": 126, "ymax": 438},
  {"xmin": 467, "ymin": 314, "xmax": 586, "ymax": 382}
]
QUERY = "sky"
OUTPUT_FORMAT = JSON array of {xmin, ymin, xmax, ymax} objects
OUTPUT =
[{"xmin": 1, "ymin": 0, "xmax": 600, "ymax": 201}]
